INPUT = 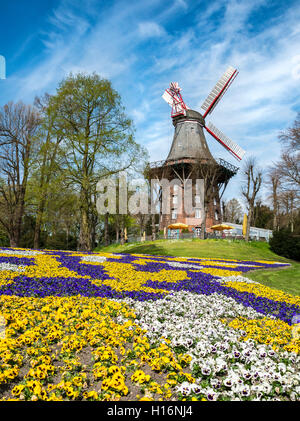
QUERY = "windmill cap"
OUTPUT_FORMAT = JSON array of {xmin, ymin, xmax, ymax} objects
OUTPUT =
[{"xmin": 172, "ymin": 109, "xmax": 205, "ymax": 127}]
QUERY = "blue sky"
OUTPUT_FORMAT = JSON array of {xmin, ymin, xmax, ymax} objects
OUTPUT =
[{"xmin": 0, "ymin": 0, "xmax": 300, "ymax": 204}]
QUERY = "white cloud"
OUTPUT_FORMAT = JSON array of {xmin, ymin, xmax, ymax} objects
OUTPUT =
[{"xmin": 138, "ymin": 21, "xmax": 166, "ymax": 38}]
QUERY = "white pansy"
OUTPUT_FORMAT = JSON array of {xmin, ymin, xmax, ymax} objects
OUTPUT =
[
  {"xmin": 80, "ymin": 255, "xmax": 107, "ymax": 263},
  {"xmin": 118, "ymin": 289, "xmax": 300, "ymax": 401},
  {"xmin": 0, "ymin": 249, "xmax": 44, "ymax": 256},
  {"xmin": 0, "ymin": 263, "xmax": 27, "ymax": 272},
  {"xmin": 205, "ymin": 388, "xmax": 219, "ymax": 401},
  {"xmin": 167, "ymin": 261, "xmax": 203, "ymax": 269}
]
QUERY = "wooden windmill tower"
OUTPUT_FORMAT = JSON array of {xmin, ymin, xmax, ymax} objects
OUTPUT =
[{"xmin": 148, "ymin": 66, "xmax": 246, "ymax": 237}]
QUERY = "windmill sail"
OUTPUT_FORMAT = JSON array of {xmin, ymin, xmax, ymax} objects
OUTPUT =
[
  {"xmin": 201, "ymin": 66, "xmax": 238, "ymax": 118},
  {"xmin": 205, "ymin": 122, "xmax": 245, "ymax": 161},
  {"xmin": 162, "ymin": 68, "xmax": 246, "ymax": 161},
  {"xmin": 162, "ymin": 90, "xmax": 174, "ymax": 107},
  {"xmin": 162, "ymin": 83, "xmax": 189, "ymax": 117}
]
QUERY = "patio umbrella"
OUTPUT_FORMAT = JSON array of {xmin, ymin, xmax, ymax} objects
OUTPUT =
[
  {"xmin": 168, "ymin": 223, "xmax": 189, "ymax": 229},
  {"xmin": 210, "ymin": 223, "xmax": 234, "ymax": 231}
]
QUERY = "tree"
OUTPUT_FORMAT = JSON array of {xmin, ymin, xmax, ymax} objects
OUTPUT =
[
  {"xmin": 32, "ymin": 94, "xmax": 64, "ymax": 249},
  {"xmin": 278, "ymin": 189, "xmax": 299, "ymax": 233},
  {"xmin": 223, "ymin": 198, "xmax": 243, "ymax": 223},
  {"xmin": 51, "ymin": 73, "xmax": 147, "ymax": 251},
  {"xmin": 241, "ymin": 157, "xmax": 263, "ymax": 242},
  {"xmin": 265, "ymin": 115, "xmax": 300, "ymax": 234},
  {"xmin": 277, "ymin": 113, "xmax": 300, "ymax": 189},
  {"xmin": 0, "ymin": 102, "xmax": 40, "ymax": 246},
  {"xmin": 136, "ymin": 211, "xmax": 149, "ymax": 237},
  {"xmin": 252, "ymin": 201, "xmax": 273, "ymax": 229},
  {"xmin": 278, "ymin": 112, "xmax": 300, "ymax": 150},
  {"xmin": 265, "ymin": 167, "xmax": 281, "ymax": 231}
]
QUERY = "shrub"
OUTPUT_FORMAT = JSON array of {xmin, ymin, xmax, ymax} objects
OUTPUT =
[{"xmin": 269, "ymin": 229, "xmax": 300, "ymax": 261}]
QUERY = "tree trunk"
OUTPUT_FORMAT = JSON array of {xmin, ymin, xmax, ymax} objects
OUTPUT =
[
  {"xmin": 273, "ymin": 211, "xmax": 278, "ymax": 232},
  {"xmin": 151, "ymin": 214, "xmax": 156, "ymax": 241},
  {"xmin": 79, "ymin": 207, "xmax": 91, "ymax": 251},
  {"xmin": 138, "ymin": 212, "xmax": 143, "ymax": 238},
  {"xmin": 11, "ymin": 203, "xmax": 23, "ymax": 248},
  {"xmin": 66, "ymin": 227, "xmax": 69, "ymax": 250},
  {"xmin": 9, "ymin": 235, "xmax": 18, "ymax": 248},
  {"xmin": 34, "ymin": 200, "xmax": 46, "ymax": 249},
  {"xmin": 90, "ymin": 225, "xmax": 96, "ymax": 250},
  {"xmin": 33, "ymin": 213, "xmax": 42, "ymax": 249},
  {"xmin": 120, "ymin": 221, "xmax": 125, "ymax": 245},
  {"xmin": 104, "ymin": 212, "xmax": 109, "ymax": 246}
]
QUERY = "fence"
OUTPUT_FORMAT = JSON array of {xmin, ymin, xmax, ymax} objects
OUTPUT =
[{"xmin": 104, "ymin": 229, "xmax": 271, "ymax": 246}]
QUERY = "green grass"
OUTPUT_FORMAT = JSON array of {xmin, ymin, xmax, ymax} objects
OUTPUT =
[
  {"xmin": 95, "ymin": 239, "xmax": 300, "ymax": 296},
  {"xmin": 95, "ymin": 238, "xmax": 289, "ymax": 261},
  {"xmin": 246, "ymin": 263, "xmax": 300, "ymax": 297}
]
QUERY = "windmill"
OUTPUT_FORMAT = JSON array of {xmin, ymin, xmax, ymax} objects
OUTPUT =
[
  {"xmin": 162, "ymin": 66, "xmax": 245, "ymax": 162},
  {"xmin": 147, "ymin": 66, "xmax": 245, "ymax": 236}
]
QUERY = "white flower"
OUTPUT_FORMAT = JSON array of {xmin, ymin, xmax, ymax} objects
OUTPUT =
[
  {"xmin": 210, "ymin": 378, "xmax": 221, "ymax": 389},
  {"xmin": 0, "ymin": 263, "xmax": 27, "ymax": 272},
  {"xmin": 241, "ymin": 370, "xmax": 252, "ymax": 381},
  {"xmin": 123, "ymin": 289, "xmax": 300, "ymax": 401},
  {"xmin": 268, "ymin": 349, "xmax": 276, "ymax": 357},
  {"xmin": 0, "ymin": 249, "xmax": 44, "ymax": 255},
  {"xmin": 80, "ymin": 255, "xmax": 107, "ymax": 263},
  {"xmin": 176, "ymin": 382, "xmax": 192, "ymax": 396},
  {"xmin": 223, "ymin": 377, "xmax": 234, "ymax": 388},
  {"xmin": 206, "ymin": 388, "xmax": 219, "ymax": 401},
  {"xmin": 260, "ymin": 382, "xmax": 272, "ymax": 394},
  {"xmin": 239, "ymin": 385, "xmax": 251, "ymax": 398},
  {"xmin": 201, "ymin": 366, "xmax": 212, "ymax": 376},
  {"xmin": 278, "ymin": 363, "xmax": 287, "ymax": 374},
  {"xmin": 190, "ymin": 384, "xmax": 202, "ymax": 394}
]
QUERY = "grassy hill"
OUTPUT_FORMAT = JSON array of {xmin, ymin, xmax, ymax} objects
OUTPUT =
[{"xmin": 95, "ymin": 239, "xmax": 300, "ymax": 296}]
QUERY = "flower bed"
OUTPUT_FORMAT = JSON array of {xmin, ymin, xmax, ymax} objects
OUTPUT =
[{"xmin": 0, "ymin": 247, "xmax": 299, "ymax": 401}]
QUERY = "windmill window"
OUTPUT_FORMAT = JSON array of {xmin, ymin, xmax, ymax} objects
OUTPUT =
[
  {"xmin": 173, "ymin": 195, "xmax": 178, "ymax": 204},
  {"xmin": 171, "ymin": 209, "xmax": 177, "ymax": 219},
  {"xmin": 195, "ymin": 209, "xmax": 201, "ymax": 219},
  {"xmin": 195, "ymin": 195, "xmax": 200, "ymax": 204}
]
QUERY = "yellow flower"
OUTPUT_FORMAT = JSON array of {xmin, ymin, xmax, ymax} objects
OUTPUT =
[
  {"xmin": 11, "ymin": 385, "xmax": 25, "ymax": 397},
  {"xmin": 83, "ymin": 391, "xmax": 98, "ymax": 400},
  {"xmin": 131, "ymin": 370, "xmax": 151, "ymax": 384}
]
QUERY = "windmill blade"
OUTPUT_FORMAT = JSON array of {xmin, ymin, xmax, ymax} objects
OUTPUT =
[
  {"xmin": 162, "ymin": 89, "xmax": 183, "ymax": 109},
  {"xmin": 201, "ymin": 66, "xmax": 238, "ymax": 118},
  {"xmin": 205, "ymin": 121, "xmax": 245, "ymax": 161},
  {"xmin": 162, "ymin": 84, "xmax": 189, "ymax": 117},
  {"xmin": 162, "ymin": 90, "xmax": 174, "ymax": 107}
]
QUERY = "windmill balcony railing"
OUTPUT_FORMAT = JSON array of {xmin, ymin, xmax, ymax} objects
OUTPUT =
[{"xmin": 147, "ymin": 158, "xmax": 239, "ymax": 173}]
